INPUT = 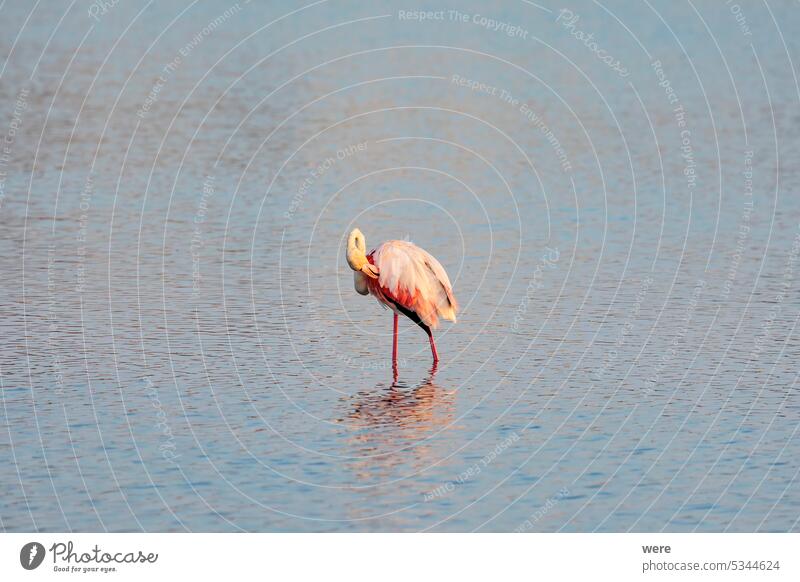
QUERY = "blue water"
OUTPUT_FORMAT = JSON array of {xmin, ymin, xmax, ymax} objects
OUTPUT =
[{"xmin": 1, "ymin": 0, "xmax": 799, "ymax": 532}]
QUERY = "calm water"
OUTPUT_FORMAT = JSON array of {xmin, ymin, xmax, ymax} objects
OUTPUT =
[{"xmin": 1, "ymin": 1, "xmax": 799, "ymax": 532}]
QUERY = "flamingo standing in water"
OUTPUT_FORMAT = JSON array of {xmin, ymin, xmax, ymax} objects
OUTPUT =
[{"xmin": 345, "ymin": 228, "xmax": 458, "ymax": 366}]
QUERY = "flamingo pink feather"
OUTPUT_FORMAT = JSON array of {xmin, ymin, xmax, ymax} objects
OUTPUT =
[{"xmin": 364, "ymin": 239, "xmax": 458, "ymax": 329}]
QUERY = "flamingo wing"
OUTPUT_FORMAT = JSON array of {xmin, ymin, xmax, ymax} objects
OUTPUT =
[{"xmin": 368, "ymin": 240, "xmax": 458, "ymax": 329}]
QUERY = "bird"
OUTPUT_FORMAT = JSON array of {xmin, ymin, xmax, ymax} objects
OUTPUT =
[{"xmin": 345, "ymin": 228, "xmax": 458, "ymax": 367}]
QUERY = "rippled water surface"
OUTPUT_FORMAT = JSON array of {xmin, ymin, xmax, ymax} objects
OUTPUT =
[{"xmin": 1, "ymin": 1, "xmax": 799, "ymax": 531}]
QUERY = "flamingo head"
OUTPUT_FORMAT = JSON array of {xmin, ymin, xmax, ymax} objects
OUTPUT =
[{"xmin": 346, "ymin": 228, "xmax": 379, "ymax": 279}]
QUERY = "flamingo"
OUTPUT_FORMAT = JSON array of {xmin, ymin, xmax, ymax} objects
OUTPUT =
[{"xmin": 345, "ymin": 228, "xmax": 458, "ymax": 366}]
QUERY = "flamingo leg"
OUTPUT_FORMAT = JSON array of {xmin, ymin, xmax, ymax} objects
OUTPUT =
[
  {"xmin": 427, "ymin": 330, "xmax": 439, "ymax": 364},
  {"xmin": 388, "ymin": 300, "xmax": 439, "ymax": 364},
  {"xmin": 392, "ymin": 312, "xmax": 399, "ymax": 364}
]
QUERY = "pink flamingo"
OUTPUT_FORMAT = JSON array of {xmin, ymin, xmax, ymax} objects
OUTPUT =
[{"xmin": 346, "ymin": 228, "xmax": 458, "ymax": 365}]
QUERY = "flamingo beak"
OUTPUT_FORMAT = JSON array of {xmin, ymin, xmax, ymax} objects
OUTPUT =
[{"xmin": 361, "ymin": 263, "xmax": 379, "ymax": 279}]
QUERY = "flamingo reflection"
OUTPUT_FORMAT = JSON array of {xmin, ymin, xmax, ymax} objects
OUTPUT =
[{"xmin": 341, "ymin": 365, "xmax": 456, "ymax": 487}]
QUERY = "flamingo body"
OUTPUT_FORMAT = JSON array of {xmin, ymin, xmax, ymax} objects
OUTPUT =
[{"xmin": 363, "ymin": 240, "xmax": 458, "ymax": 329}]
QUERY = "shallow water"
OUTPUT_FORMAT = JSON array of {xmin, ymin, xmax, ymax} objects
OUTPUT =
[{"xmin": 1, "ymin": 1, "xmax": 799, "ymax": 531}]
